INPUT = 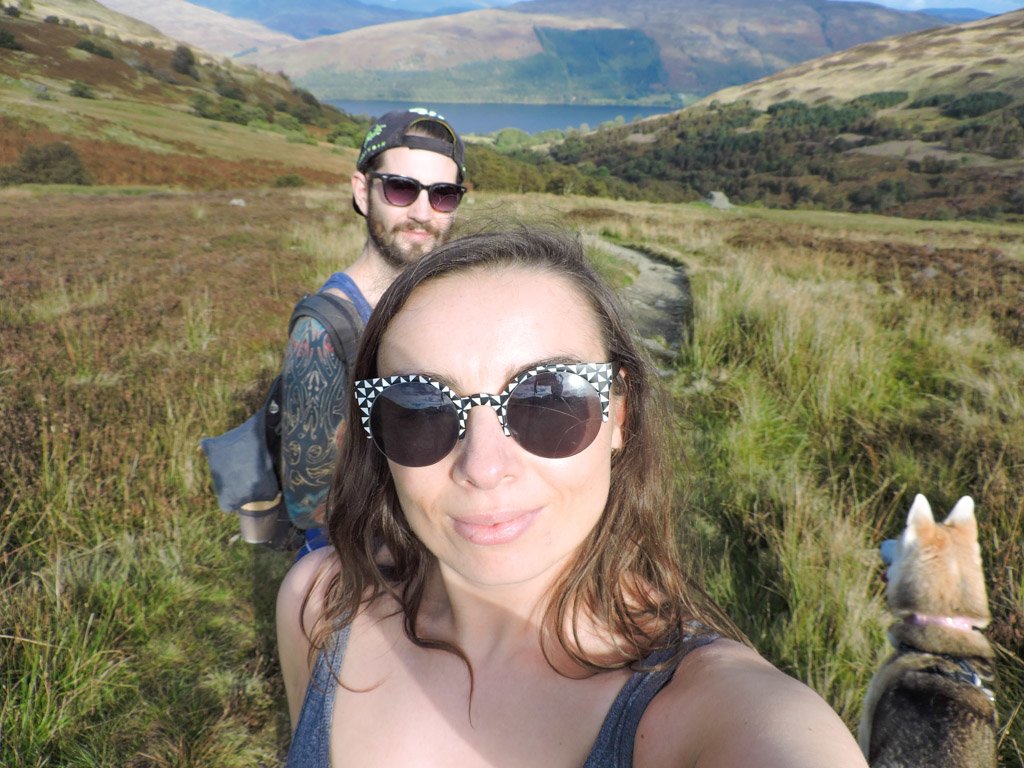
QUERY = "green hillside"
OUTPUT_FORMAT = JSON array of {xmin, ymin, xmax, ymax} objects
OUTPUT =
[
  {"xmin": 494, "ymin": 11, "xmax": 1024, "ymax": 222},
  {"xmin": 0, "ymin": 8, "xmax": 363, "ymax": 188}
]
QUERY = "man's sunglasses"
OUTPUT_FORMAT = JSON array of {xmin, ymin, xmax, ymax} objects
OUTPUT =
[
  {"xmin": 368, "ymin": 172, "xmax": 466, "ymax": 213},
  {"xmin": 354, "ymin": 362, "xmax": 617, "ymax": 467}
]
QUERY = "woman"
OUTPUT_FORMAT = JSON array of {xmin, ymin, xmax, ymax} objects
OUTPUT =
[{"xmin": 277, "ymin": 227, "xmax": 868, "ymax": 767}]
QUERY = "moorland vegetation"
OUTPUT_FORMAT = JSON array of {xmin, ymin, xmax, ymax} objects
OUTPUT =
[
  {"xmin": 535, "ymin": 93, "xmax": 1024, "ymax": 220},
  {"xmin": 1, "ymin": 5, "xmax": 1022, "ymax": 766},
  {"xmin": 2, "ymin": 186, "xmax": 1021, "ymax": 766},
  {"xmin": 0, "ymin": 10, "xmax": 365, "ymax": 188}
]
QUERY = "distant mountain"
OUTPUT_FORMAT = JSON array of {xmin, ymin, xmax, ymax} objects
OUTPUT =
[
  {"xmin": 700, "ymin": 8, "xmax": 1024, "ymax": 108},
  {"xmin": 238, "ymin": 0, "xmax": 946, "ymax": 105},
  {"xmin": 921, "ymin": 7, "xmax": 992, "ymax": 23},
  {"xmin": 184, "ymin": 0, "xmax": 425, "ymax": 38},
  {"xmin": 367, "ymin": 0, "xmax": 521, "ymax": 10},
  {"xmin": 98, "ymin": 0, "xmax": 297, "ymax": 56}
]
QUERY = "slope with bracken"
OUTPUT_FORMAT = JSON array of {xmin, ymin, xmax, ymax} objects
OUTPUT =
[
  {"xmin": 702, "ymin": 8, "xmax": 1024, "ymax": 109},
  {"xmin": 0, "ymin": 1, "xmax": 360, "ymax": 189}
]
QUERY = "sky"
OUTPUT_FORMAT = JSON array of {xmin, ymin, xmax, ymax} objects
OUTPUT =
[{"xmin": 832, "ymin": 0, "xmax": 1023, "ymax": 12}]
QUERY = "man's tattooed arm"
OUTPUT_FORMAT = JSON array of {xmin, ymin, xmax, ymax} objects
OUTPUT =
[{"xmin": 279, "ymin": 316, "xmax": 349, "ymax": 529}]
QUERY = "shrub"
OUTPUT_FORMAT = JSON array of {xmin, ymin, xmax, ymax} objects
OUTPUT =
[
  {"xmin": 4, "ymin": 5, "xmax": 20, "ymax": 17},
  {"xmin": 942, "ymin": 91, "xmax": 1013, "ymax": 119},
  {"xmin": 272, "ymin": 173, "xmax": 305, "ymax": 188},
  {"xmin": 214, "ymin": 80, "xmax": 245, "ymax": 101},
  {"xmin": 69, "ymin": 80, "xmax": 95, "ymax": 99},
  {"xmin": 0, "ymin": 26, "xmax": 20, "ymax": 50},
  {"xmin": 170, "ymin": 44, "xmax": 198, "ymax": 79},
  {"xmin": 908, "ymin": 93, "xmax": 955, "ymax": 109},
  {"xmin": 850, "ymin": 91, "xmax": 908, "ymax": 110},
  {"xmin": 74, "ymin": 39, "xmax": 114, "ymax": 59},
  {"xmin": 190, "ymin": 93, "xmax": 216, "ymax": 119},
  {"xmin": 325, "ymin": 121, "xmax": 363, "ymax": 147},
  {"xmin": 0, "ymin": 142, "xmax": 91, "ymax": 185},
  {"xmin": 293, "ymin": 87, "xmax": 319, "ymax": 108}
]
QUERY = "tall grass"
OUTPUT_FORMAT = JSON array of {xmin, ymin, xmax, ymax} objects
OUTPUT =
[
  {"xmin": 2, "ymin": 189, "xmax": 1022, "ymax": 765},
  {"xmin": 660, "ymin": 212, "xmax": 1024, "ymax": 760}
]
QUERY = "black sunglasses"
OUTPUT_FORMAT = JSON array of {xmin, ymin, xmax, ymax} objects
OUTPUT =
[
  {"xmin": 354, "ymin": 362, "xmax": 617, "ymax": 467},
  {"xmin": 368, "ymin": 172, "xmax": 466, "ymax": 213}
]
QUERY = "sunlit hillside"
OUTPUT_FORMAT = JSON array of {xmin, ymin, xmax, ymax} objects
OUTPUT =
[
  {"xmin": 0, "ymin": 8, "xmax": 362, "ymax": 188},
  {"xmin": 703, "ymin": 9, "xmax": 1024, "ymax": 109}
]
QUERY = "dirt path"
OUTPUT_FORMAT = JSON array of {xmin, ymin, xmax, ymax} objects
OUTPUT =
[{"xmin": 585, "ymin": 236, "xmax": 693, "ymax": 366}]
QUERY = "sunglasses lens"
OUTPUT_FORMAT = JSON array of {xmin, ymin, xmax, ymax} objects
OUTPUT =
[
  {"xmin": 370, "ymin": 381, "xmax": 459, "ymax": 467},
  {"xmin": 380, "ymin": 176, "xmax": 420, "ymax": 207},
  {"xmin": 507, "ymin": 371, "xmax": 603, "ymax": 459},
  {"xmin": 428, "ymin": 185, "xmax": 464, "ymax": 213}
]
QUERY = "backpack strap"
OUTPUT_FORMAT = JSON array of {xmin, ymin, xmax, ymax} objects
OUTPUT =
[{"xmin": 288, "ymin": 292, "xmax": 364, "ymax": 368}]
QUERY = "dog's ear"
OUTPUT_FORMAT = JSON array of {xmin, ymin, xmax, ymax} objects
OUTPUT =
[
  {"xmin": 943, "ymin": 495, "xmax": 976, "ymax": 532},
  {"xmin": 904, "ymin": 493, "xmax": 935, "ymax": 545}
]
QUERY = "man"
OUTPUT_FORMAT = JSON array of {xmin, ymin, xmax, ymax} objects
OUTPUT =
[{"xmin": 280, "ymin": 108, "xmax": 466, "ymax": 557}]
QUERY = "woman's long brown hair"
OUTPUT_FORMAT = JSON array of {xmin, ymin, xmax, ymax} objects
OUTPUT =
[{"xmin": 304, "ymin": 225, "xmax": 741, "ymax": 678}]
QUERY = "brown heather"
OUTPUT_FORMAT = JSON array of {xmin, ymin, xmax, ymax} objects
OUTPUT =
[{"xmin": 2, "ymin": 187, "xmax": 1022, "ymax": 765}]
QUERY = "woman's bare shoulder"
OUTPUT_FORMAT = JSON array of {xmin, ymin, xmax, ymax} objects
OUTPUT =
[
  {"xmin": 276, "ymin": 547, "xmax": 342, "ymax": 728},
  {"xmin": 277, "ymin": 547, "xmax": 340, "ymax": 621},
  {"xmin": 638, "ymin": 638, "xmax": 867, "ymax": 768}
]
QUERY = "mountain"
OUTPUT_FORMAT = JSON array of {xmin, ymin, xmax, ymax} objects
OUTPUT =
[
  {"xmin": 536, "ymin": 9, "xmax": 1024, "ymax": 220},
  {"xmin": 921, "ymin": 7, "xmax": 993, "ymax": 23},
  {"xmin": 371, "ymin": 0, "xmax": 521, "ymax": 11},
  {"xmin": 700, "ymin": 8, "xmax": 1024, "ymax": 109},
  {"xmin": 97, "ymin": 0, "xmax": 297, "ymax": 57},
  {"xmin": 183, "ymin": 0, "xmax": 425, "ymax": 39},
  {"xmin": 237, "ymin": 0, "xmax": 946, "ymax": 105}
]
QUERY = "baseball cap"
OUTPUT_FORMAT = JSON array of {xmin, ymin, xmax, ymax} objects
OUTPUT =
[{"xmin": 356, "ymin": 108, "xmax": 465, "ymax": 180}]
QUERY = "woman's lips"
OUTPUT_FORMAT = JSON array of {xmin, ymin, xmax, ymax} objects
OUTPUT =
[{"xmin": 451, "ymin": 510, "xmax": 540, "ymax": 546}]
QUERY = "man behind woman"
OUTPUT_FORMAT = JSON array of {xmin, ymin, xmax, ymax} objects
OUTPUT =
[{"xmin": 277, "ymin": 227, "xmax": 867, "ymax": 766}]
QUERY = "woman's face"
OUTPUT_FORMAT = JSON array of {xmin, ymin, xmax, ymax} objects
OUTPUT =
[{"xmin": 376, "ymin": 266, "xmax": 625, "ymax": 590}]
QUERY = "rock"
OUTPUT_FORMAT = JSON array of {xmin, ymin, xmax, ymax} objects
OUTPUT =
[{"xmin": 705, "ymin": 191, "xmax": 733, "ymax": 210}]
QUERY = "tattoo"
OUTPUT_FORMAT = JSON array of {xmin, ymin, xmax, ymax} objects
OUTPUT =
[{"xmin": 280, "ymin": 316, "xmax": 349, "ymax": 528}]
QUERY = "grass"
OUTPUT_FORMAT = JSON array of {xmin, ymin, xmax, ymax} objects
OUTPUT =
[{"xmin": 1, "ymin": 187, "xmax": 1022, "ymax": 766}]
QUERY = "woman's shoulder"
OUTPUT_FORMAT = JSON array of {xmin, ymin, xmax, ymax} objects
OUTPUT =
[
  {"xmin": 638, "ymin": 638, "xmax": 867, "ymax": 768},
  {"xmin": 277, "ymin": 547, "xmax": 342, "ymax": 727},
  {"xmin": 278, "ymin": 547, "xmax": 340, "ymax": 623}
]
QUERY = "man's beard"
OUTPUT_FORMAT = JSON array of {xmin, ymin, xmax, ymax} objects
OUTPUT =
[{"xmin": 366, "ymin": 195, "xmax": 453, "ymax": 269}]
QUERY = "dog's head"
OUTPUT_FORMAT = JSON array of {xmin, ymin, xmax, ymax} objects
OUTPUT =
[{"xmin": 885, "ymin": 494, "xmax": 990, "ymax": 628}]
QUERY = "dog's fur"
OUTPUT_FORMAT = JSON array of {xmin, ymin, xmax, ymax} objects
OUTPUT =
[{"xmin": 859, "ymin": 494, "xmax": 997, "ymax": 768}]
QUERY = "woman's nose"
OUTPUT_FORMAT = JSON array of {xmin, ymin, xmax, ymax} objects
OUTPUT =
[{"xmin": 451, "ymin": 406, "xmax": 519, "ymax": 489}]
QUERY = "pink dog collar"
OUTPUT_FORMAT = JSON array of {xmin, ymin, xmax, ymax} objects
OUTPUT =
[{"xmin": 907, "ymin": 613, "xmax": 978, "ymax": 632}]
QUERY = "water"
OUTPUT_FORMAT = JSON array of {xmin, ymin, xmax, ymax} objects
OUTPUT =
[{"xmin": 328, "ymin": 99, "xmax": 678, "ymax": 135}]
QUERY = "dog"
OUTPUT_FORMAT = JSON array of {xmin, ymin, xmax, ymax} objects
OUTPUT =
[{"xmin": 858, "ymin": 494, "xmax": 997, "ymax": 768}]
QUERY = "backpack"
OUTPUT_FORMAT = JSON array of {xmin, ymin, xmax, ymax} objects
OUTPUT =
[{"xmin": 200, "ymin": 291, "xmax": 364, "ymax": 550}]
